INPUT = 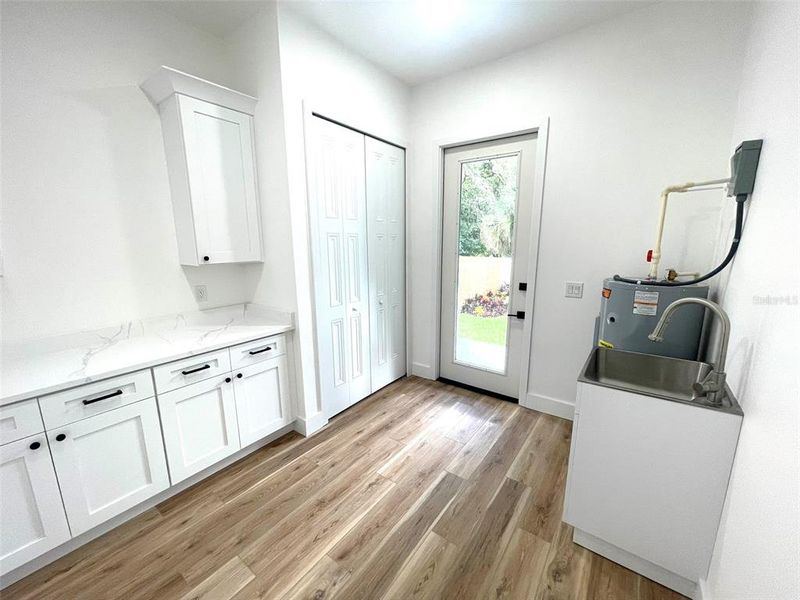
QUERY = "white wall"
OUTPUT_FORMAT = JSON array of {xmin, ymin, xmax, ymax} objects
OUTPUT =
[
  {"xmin": 0, "ymin": 1, "xmax": 251, "ymax": 343},
  {"xmin": 702, "ymin": 3, "xmax": 800, "ymax": 598},
  {"xmin": 275, "ymin": 6, "xmax": 410, "ymax": 427},
  {"xmin": 223, "ymin": 4, "xmax": 295, "ymax": 313},
  {"xmin": 407, "ymin": 1, "xmax": 752, "ymax": 414}
]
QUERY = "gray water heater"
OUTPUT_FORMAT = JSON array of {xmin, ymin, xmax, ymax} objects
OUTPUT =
[{"xmin": 594, "ymin": 278, "xmax": 708, "ymax": 360}]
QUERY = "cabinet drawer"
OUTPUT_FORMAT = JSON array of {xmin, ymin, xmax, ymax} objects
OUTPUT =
[
  {"xmin": 229, "ymin": 335, "xmax": 286, "ymax": 371},
  {"xmin": 153, "ymin": 349, "xmax": 231, "ymax": 394},
  {"xmin": 39, "ymin": 370, "xmax": 154, "ymax": 430},
  {"xmin": 0, "ymin": 399, "xmax": 44, "ymax": 445}
]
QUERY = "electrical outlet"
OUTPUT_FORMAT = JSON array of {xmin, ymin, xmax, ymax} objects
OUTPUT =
[
  {"xmin": 194, "ymin": 285, "xmax": 208, "ymax": 302},
  {"xmin": 565, "ymin": 281, "xmax": 584, "ymax": 299}
]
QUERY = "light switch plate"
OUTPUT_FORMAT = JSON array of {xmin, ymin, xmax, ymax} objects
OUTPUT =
[{"xmin": 565, "ymin": 281, "xmax": 584, "ymax": 298}]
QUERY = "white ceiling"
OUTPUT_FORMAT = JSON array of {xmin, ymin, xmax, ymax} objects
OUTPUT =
[
  {"xmin": 155, "ymin": 1, "xmax": 265, "ymax": 38},
  {"xmin": 157, "ymin": 1, "xmax": 651, "ymax": 86},
  {"xmin": 283, "ymin": 1, "xmax": 651, "ymax": 85}
]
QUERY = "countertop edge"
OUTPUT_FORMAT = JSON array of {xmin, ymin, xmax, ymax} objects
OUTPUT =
[{"xmin": 1, "ymin": 324, "xmax": 294, "ymax": 407}]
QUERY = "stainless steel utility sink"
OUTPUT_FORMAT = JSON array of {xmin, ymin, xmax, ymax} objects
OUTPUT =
[{"xmin": 579, "ymin": 347, "xmax": 742, "ymax": 414}]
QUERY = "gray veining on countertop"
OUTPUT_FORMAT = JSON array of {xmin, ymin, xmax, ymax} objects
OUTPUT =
[{"xmin": 1, "ymin": 304, "xmax": 294, "ymax": 406}]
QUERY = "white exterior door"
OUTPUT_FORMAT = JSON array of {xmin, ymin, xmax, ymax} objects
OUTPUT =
[
  {"xmin": 308, "ymin": 116, "xmax": 372, "ymax": 418},
  {"xmin": 1, "ymin": 435, "xmax": 71, "ymax": 576},
  {"xmin": 49, "ymin": 399, "xmax": 169, "ymax": 536},
  {"xmin": 158, "ymin": 375, "xmax": 240, "ymax": 484},
  {"xmin": 233, "ymin": 356, "xmax": 292, "ymax": 447},
  {"xmin": 439, "ymin": 134, "xmax": 538, "ymax": 398},
  {"xmin": 179, "ymin": 94, "xmax": 261, "ymax": 264},
  {"xmin": 365, "ymin": 137, "xmax": 406, "ymax": 392}
]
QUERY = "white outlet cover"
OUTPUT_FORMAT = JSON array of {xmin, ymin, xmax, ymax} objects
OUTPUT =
[
  {"xmin": 565, "ymin": 281, "xmax": 584, "ymax": 298},
  {"xmin": 194, "ymin": 285, "xmax": 208, "ymax": 302}
]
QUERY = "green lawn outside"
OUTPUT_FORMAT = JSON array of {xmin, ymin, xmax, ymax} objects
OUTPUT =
[{"xmin": 457, "ymin": 313, "xmax": 508, "ymax": 346}]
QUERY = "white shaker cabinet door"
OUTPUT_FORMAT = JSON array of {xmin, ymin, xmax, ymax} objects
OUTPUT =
[
  {"xmin": 158, "ymin": 375, "xmax": 240, "ymax": 484},
  {"xmin": 48, "ymin": 399, "xmax": 169, "ymax": 537},
  {"xmin": 1, "ymin": 435, "xmax": 71, "ymax": 576},
  {"xmin": 232, "ymin": 355, "xmax": 291, "ymax": 447},
  {"xmin": 178, "ymin": 94, "xmax": 261, "ymax": 265}
]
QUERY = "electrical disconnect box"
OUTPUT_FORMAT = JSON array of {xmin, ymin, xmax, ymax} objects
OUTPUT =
[{"xmin": 728, "ymin": 139, "xmax": 763, "ymax": 197}]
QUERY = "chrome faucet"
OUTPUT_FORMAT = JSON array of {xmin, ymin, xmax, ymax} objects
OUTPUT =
[{"xmin": 648, "ymin": 297, "xmax": 730, "ymax": 405}]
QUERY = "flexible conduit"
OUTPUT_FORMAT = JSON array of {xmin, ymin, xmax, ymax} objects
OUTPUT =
[{"xmin": 614, "ymin": 194, "xmax": 747, "ymax": 287}]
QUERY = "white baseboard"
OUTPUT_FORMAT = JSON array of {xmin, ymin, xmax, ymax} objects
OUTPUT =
[
  {"xmin": 573, "ymin": 529, "xmax": 698, "ymax": 598},
  {"xmin": 294, "ymin": 411, "xmax": 328, "ymax": 436},
  {"xmin": 523, "ymin": 392, "xmax": 575, "ymax": 421},
  {"xmin": 696, "ymin": 576, "xmax": 712, "ymax": 600},
  {"xmin": 411, "ymin": 361, "xmax": 435, "ymax": 379},
  {"xmin": 0, "ymin": 423, "xmax": 295, "ymax": 590}
]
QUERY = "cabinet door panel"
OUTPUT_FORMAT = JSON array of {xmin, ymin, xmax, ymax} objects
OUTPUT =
[
  {"xmin": 49, "ymin": 399, "xmax": 169, "ymax": 537},
  {"xmin": 233, "ymin": 356, "xmax": 291, "ymax": 447},
  {"xmin": 1, "ymin": 435, "xmax": 71, "ymax": 576},
  {"xmin": 178, "ymin": 95, "xmax": 261, "ymax": 264},
  {"xmin": 158, "ymin": 376, "xmax": 240, "ymax": 484},
  {"xmin": 366, "ymin": 138, "xmax": 406, "ymax": 392}
]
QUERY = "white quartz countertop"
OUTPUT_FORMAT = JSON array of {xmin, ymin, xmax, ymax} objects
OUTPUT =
[{"xmin": 1, "ymin": 304, "xmax": 294, "ymax": 406}]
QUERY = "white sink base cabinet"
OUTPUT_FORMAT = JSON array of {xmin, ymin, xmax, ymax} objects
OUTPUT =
[{"xmin": 563, "ymin": 381, "xmax": 742, "ymax": 598}]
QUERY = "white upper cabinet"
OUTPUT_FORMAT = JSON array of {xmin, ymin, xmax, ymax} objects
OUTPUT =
[{"xmin": 141, "ymin": 66, "xmax": 262, "ymax": 266}]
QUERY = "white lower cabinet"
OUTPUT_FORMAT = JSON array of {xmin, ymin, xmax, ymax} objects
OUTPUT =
[
  {"xmin": 1, "ymin": 333, "xmax": 295, "ymax": 581},
  {"xmin": 1, "ymin": 435, "xmax": 71, "ymax": 576},
  {"xmin": 233, "ymin": 355, "xmax": 291, "ymax": 447},
  {"xmin": 49, "ymin": 398, "xmax": 169, "ymax": 536},
  {"xmin": 158, "ymin": 375, "xmax": 240, "ymax": 484}
]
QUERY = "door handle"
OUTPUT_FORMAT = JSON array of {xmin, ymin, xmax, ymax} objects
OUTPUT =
[{"xmin": 507, "ymin": 311, "xmax": 526, "ymax": 320}]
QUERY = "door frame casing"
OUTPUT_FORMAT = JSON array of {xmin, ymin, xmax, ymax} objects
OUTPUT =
[
  {"xmin": 430, "ymin": 118, "xmax": 550, "ymax": 402},
  {"xmin": 300, "ymin": 100, "xmax": 410, "ymax": 421}
]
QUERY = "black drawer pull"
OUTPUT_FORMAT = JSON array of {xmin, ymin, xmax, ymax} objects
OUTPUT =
[
  {"xmin": 83, "ymin": 389, "xmax": 123, "ymax": 405},
  {"xmin": 30, "ymin": 441, "xmax": 41, "ymax": 450},
  {"xmin": 248, "ymin": 346, "xmax": 273, "ymax": 355},
  {"xmin": 56, "ymin": 434, "xmax": 67, "ymax": 442},
  {"xmin": 182, "ymin": 364, "xmax": 211, "ymax": 375}
]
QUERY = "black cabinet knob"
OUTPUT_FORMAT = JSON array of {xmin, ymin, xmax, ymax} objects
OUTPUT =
[
  {"xmin": 203, "ymin": 255, "xmax": 210, "ymax": 262},
  {"xmin": 29, "ymin": 441, "xmax": 41, "ymax": 450},
  {"xmin": 225, "ymin": 377, "xmax": 232, "ymax": 383},
  {"xmin": 55, "ymin": 433, "xmax": 67, "ymax": 442},
  {"xmin": 236, "ymin": 373, "xmax": 243, "ymax": 379}
]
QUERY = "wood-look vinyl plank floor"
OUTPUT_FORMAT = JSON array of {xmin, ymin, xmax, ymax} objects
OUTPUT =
[{"xmin": 2, "ymin": 377, "xmax": 686, "ymax": 600}]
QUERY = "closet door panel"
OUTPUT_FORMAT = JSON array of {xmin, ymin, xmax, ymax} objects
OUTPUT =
[
  {"xmin": 342, "ymin": 150, "xmax": 371, "ymax": 404},
  {"xmin": 309, "ymin": 117, "xmax": 370, "ymax": 418},
  {"xmin": 366, "ymin": 138, "xmax": 406, "ymax": 392}
]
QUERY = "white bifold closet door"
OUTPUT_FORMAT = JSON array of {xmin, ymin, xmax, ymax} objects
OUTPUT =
[
  {"xmin": 308, "ymin": 116, "xmax": 406, "ymax": 419},
  {"xmin": 365, "ymin": 138, "xmax": 406, "ymax": 391},
  {"xmin": 309, "ymin": 117, "xmax": 372, "ymax": 418}
]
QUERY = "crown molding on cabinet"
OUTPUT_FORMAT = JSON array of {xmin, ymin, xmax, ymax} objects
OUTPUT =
[{"xmin": 140, "ymin": 65, "xmax": 258, "ymax": 115}]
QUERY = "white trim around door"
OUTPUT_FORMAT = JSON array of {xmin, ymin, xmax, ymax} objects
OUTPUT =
[{"xmin": 429, "ymin": 118, "xmax": 550, "ymax": 402}]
